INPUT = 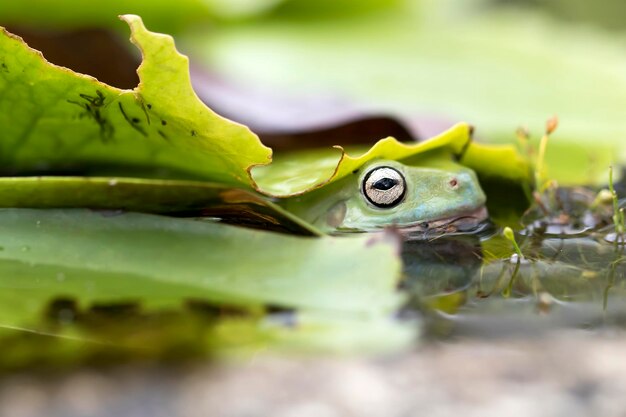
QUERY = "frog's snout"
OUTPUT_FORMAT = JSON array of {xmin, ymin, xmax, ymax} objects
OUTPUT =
[{"xmin": 448, "ymin": 177, "xmax": 459, "ymax": 190}]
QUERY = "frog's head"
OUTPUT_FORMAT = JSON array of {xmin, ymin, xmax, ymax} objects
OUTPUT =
[{"xmin": 284, "ymin": 158, "xmax": 488, "ymax": 235}]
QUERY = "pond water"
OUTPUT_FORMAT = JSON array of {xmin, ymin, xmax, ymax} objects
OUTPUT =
[{"xmin": 402, "ymin": 186, "xmax": 626, "ymax": 341}]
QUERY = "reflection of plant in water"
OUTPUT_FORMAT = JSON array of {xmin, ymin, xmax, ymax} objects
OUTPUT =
[
  {"xmin": 603, "ymin": 257, "xmax": 620, "ymax": 313},
  {"xmin": 608, "ymin": 165, "xmax": 625, "ymax": 245},
  {"xmin": 501, "ymin": 227, "xmax": 523, "ymax": 297},
  {"xmin": 602, "ymin": 167, "xmax": 626, "ymax": 312}
]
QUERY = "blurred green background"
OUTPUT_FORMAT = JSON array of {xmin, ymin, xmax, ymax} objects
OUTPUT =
[{"xmin": 2, "ymin": 0, "xmax": 626, "ymax": 184}]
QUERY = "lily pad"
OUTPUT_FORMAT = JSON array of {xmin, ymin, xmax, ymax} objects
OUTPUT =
[{"xmin": 0, "ymin": 15, "xmax": 271, "ymax": 188}]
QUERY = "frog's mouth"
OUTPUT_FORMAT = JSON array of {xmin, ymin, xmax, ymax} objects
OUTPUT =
[
  {"xmin": 400, "ymin": 206, "xmax": 490, "ymax": 236},
  {"xmin": 332, "ymin": 205, "xmax": 490, "ymax": 236}
]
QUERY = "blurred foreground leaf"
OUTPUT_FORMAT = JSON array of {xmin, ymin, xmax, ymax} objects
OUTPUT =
[
  {"xmin": 0, "ymin": 209, "xmax": 410, "ymax": 367},
  {"xmin": 0, "ymin": 209, "xmax": 402, "ymax": 315}
]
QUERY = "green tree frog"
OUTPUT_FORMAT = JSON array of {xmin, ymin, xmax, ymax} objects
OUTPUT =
[{"xmin": 280, "ymin": 156, "xmax": 488, "ymax": 235}]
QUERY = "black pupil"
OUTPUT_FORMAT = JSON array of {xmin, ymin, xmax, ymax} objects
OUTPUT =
[{"xmin": 373, "ymin": 177, "xmax": 397, "ymax": 191}]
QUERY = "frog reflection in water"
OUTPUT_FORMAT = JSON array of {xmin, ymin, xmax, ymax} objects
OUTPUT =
[{"xmin": 282, "ymin": 156, "xmax": 488, "ymax": 235}]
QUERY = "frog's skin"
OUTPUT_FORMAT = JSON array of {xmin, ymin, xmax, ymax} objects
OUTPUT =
[{"xmin": 280, "ymin": 154, "xmax": 488, "ymax": 235}]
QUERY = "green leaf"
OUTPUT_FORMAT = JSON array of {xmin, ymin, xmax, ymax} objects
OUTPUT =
[
  {"xmin": 0, "ymin": 176, "xmax": 322, "ymax": 235},
  {"xmin": 0, "ymin": 209, "xmax": 403, "ymax": 315},
  {"xmin": 253, "ymin": 123, "xmax": 472, "ymax": 196},
  {"xmin": 0, "ymin": 15, "xmax": 271, "ymax": 188},
  {"xmin": 0, "ymin": 209, "xmax": 411, "ymax": 361}
]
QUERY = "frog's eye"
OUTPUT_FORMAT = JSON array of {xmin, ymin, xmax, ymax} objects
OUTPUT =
[{"xmin": 362, "ymin": 166, "xmax": 406, "ymax": 208}]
